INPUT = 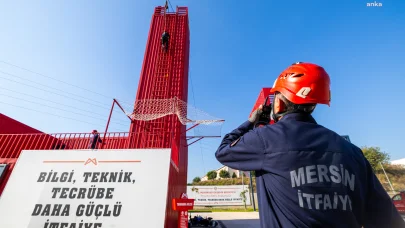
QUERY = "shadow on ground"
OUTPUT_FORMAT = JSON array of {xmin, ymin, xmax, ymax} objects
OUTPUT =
[{"xmin": 218, "ymin": 219, "xmax": 260, "ymax": 228}]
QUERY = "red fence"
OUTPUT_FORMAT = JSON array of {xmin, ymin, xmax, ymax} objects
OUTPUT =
[
  {"xmin": 0, "ymin": 131, "xmax": 182, "ymax": 158},
  {"xmin": 1, "ymin": 132, "xmax": 125, "ymax": 158}
]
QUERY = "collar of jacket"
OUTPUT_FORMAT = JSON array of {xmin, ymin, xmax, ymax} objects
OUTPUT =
[{"xmin": 278, "ymin": 112, "xmax": 317, "ymax": 124}]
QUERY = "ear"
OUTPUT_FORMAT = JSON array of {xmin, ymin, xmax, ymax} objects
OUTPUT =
[{"xmin": 273, "ymin": 96, "xmax": 286, "ymax": 114}]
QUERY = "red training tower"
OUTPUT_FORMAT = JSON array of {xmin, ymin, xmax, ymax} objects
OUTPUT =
[{"xmin": 129, "ymin": 6, "xmax": 190, "ymax": 228}]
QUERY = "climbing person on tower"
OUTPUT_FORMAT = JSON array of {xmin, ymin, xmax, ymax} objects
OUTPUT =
[
  {"xmin": 215, "ymin": 62, "xmax": 405, "ymax": 228},
  {"xmin": 161, "ymin": 30, "xmax": 170, "ymax": 53}
]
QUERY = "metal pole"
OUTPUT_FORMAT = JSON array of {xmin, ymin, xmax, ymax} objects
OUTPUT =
[
  {"xmin": 187, "ymin": 137, "xmax": 204, "ymax": 147},
  {"xmin": 164, "ymin": 1, "xmax": 167, "ymax": 30},
  {"xmin": 241, "ymin": 170, "xmax": 244, "ymax": 189},
  {"xmin": 114, "ymin": 99, "xmax": 132, "ymax": 121},
  {"xmin": 379, "ymin": 162, "xmax": 395, "ymax": 193},
  {"xmin": 249, "ymin": 171, "xmax": 256, "ymax": 211},
  {"xmin": 102, "ymin": 99, "xmax": 115, "ymax": 149}
]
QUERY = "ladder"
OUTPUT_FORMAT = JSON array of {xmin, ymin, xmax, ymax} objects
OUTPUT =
[{"xmin": 142, "ymin": 15, "xmax": 177, "ymax": 148}]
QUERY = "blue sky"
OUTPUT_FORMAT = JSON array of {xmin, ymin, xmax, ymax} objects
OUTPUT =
[{"xmin": 0, "ymin": 0, "xmax": 404, "ymax": 183}]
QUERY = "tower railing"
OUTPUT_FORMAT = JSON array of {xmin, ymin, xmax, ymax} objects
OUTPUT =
[{"xmin": 154, "ymin": 6, "xmax": 188, "ymax": 16}]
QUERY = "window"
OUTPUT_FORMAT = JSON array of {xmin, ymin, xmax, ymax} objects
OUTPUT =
[
  {"xmin": 0, "ymin": 164, "xmax": 7, "ymax": 181},
  {"xmin": 392, "ymin": 194, "xmax": 402, "ymax": 201}
]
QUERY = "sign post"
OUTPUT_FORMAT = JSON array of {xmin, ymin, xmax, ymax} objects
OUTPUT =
[{"xmin": 172, "ymin": 193, "xmax": 194, "ymax": 228}]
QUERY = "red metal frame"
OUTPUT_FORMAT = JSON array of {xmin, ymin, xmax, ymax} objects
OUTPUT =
[
  {"xmin": 187, "ymin": 137, "xmax": 204, "ymax": 146},
  {"xmin": 250, "ymin": 88, "xmax": 274, "ymax": 117},
  {"xmin": 102, "ymin": 99, "xmax": 132, "ymax": 148},
  {"xmin": 250, "ymin": 88, "xmax": 275, "ymax": 125}
]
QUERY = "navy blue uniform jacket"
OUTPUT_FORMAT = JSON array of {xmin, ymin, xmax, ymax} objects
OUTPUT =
[{"xmin": 215, "ymin": 113, "xmax": 405, "ymax": 228}]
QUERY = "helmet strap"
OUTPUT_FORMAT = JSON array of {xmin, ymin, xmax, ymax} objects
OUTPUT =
[
  {"xmin": 271, "ymin": 97, "xmax": 315, "ymax": 123},
  {"xmin": 271, "ymin": 103, "xmax": 285, "ymax": 123}
]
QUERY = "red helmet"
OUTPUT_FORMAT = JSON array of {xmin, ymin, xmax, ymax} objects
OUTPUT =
[{"xmin": 270, "ymin": 62, "xmax": 331, "ymax": 106}]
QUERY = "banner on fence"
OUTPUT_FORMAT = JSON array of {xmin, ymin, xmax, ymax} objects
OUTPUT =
[{"xmin": 187, "ymin": 185, "xmax": 251, "ymax": 206}]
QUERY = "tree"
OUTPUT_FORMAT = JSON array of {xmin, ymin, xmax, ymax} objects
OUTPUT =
[
  {"xmin": 361, "ymin": 146, "xmax": 390, "ymax": 171},
  {"xmin": 191, "ymin": 186, "xmax": 199, "ymax": 193},
  {"xmin": 219, "ymin": 170, "xmax": 230, "ymax": 178},
  {"xmin": 232, "ymin": 172, "xmax": 237, "ymax": 178},
  {"xmin": 240, "ymin": 189, "xmax": 248, "ymax": 211},
  {"xmin": 192, "ymin": 177, "xmax": 201, "ymax": 183},
  {"xmin": 207, "ymin": 170, "xmax": 217, "ymax": 180}
]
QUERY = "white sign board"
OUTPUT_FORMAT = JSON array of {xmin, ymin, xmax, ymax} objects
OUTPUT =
[
  {"xmin": 0, "ymin": 149, "xmax": 172, "ymax": 228},
  {"xmin": 187, "ymin": 185, "xmax": 251, "ymax": 206}
]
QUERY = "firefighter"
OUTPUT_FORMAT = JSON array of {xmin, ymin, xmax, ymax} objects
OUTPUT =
[
  {"xmin": 161, "ymin": 30, "xmax": 170, "ymax": 52},
  {"xmin": 215, "ymin": 62, "xmax": 405, "ymax": 228},
  {"xmin": 88, "ymin": 130, "xmax": 102, "ymax": 149}
]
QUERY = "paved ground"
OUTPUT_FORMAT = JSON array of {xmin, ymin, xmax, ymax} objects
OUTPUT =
[
  {"xmin": 190, "ymin": 212, "xmax": 259, "ymax": 228},
  {"xmin": 191, "ymin": 212, "xmax": 405, "ymax": 227}
]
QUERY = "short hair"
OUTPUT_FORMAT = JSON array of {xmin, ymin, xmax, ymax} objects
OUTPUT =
[{"xmin": 276, "ymin": 92, "xmax": 316, "ymax": 114}]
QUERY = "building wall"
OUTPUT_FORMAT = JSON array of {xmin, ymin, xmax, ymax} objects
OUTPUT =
[
  {"xmin": 216, "ymin": 166, "xmax": 238, "ymax": 180},
  {"xmin": 391, "ymin": 158, "xmax": 405, "ymax": 166},
  {"xmin": 200, "ymin": 166, "xmax": 251, "ymax": 181},
  {"xmin": 0, "ymin": 114, "xmax": 43, "ymax": 134}
]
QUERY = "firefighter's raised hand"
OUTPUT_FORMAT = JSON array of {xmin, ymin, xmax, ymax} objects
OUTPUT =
[{"xmin": 248, "ymin": 105, "xmax": 263, "ymax": 123}]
